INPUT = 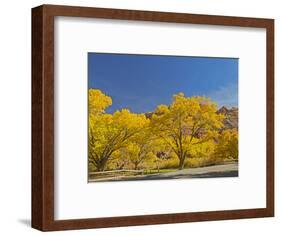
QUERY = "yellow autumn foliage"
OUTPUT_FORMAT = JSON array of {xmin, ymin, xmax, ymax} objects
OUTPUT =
[
  {"xmin": 214, "ymin": 128, "xmax": 238, "ymax": 160},
  {"xmin": 88, "ymin": 89, "xmax": 238, "ymax": 172},
  {"xmin": 151, "ymin": 93, "xmax": 224, "ymax": 169},
  {"xmin": 89, "ymin": 88, "xmax": 112, "ymax": 115}
]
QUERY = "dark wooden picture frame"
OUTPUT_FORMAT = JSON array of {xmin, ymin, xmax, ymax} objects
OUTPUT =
[{"xmin": 32, "ymin": 4, "xmax": 274, "ymax": 231}]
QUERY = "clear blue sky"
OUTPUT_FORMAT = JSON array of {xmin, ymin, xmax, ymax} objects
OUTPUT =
[{"xmin": 88, "ymin": 53, "xmax": 238, "ymax": 114}]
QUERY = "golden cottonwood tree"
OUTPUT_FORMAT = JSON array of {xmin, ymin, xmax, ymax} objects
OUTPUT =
[
  {"xmin": 112, "ymin": 142, "xmax": 154, "ymax": 170},
  {"xmin": 88, "ymin": 89, "xmax": 149, "ymax": 171},
  {"xmin": 214, "ymin": 128, "xmax": 238, "ymax": 160},
  {"xmin": 118, "ymin": 131, "xmax": 158, "ymax": 170},
  {"xmin": 151, "ymin": 93, "xmax": 224, "ymax": 169},
  {"xmin": 110, "ymin": 135, "xmax": 170, "ymax": 170}
]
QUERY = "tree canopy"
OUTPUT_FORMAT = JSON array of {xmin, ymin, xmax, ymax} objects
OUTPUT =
[{"xmin": 88, "ymin": 89, "xmax": 238, "ymax": 172}]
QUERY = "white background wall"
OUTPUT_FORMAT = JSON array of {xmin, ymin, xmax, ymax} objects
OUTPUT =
[{"xmin": 0, "ymin": 0, "xmax": 279, "ymax": 235}]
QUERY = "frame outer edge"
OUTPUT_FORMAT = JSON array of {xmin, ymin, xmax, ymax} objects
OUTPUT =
[
  {"xmin": 32, "ymin": 5, "xmax": 56, "ymax": 231},
  {"xmin": 42, "ymin": 4, "xmax": 56, "ymax": 230},
  {"xmin": 31, "ymin": 6, "xmax": 44, "ymax": 231},
  {"xmin": 266, "ymin": 19, "xmax": 274, "ymax": 216}
]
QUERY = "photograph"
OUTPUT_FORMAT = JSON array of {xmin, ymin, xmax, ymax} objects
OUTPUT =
[{"xmin": 88, "ymin": 53, "xmax": 238, "ymax": 182}]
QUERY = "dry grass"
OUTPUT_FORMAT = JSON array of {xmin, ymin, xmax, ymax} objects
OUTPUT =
[{"xmin": 158, "ymin": 156, "xmax": 236, "ymax": 169}]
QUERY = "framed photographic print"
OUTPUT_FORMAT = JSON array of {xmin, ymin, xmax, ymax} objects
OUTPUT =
[{"xmin": 32, "ymin": 4, "xmax": 274, "ymax": 231}]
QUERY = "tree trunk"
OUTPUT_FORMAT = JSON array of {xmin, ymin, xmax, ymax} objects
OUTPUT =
[
  {"xmin": 134, "ymin": 163, "xmax": 139, "ymax": 170},
  {"xmin": 96, "ymin": 157, "xmax": 108, "ymax": 171},
  {"xmin": 178, "ymin": 156, "xmax": 185, "ymax": 170}
]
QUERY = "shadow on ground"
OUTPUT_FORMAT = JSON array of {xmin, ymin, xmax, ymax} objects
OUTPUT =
[
  {"xmin": 17, "ymin": 219, "xmax": 31, "ymax": 227},
  {"xmin": 101, "ymin": 170, "xmax": 238, "ymax": 182}
]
